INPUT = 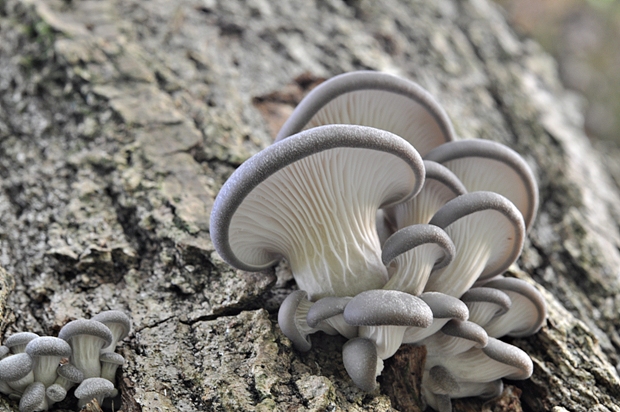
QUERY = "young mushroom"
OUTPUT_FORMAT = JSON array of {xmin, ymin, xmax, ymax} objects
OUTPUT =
[
  {"xmin": 384, "ymin": 160, "xmax": 467, "ymax": 230},
  {"xmin": 419, "ymin": 320, "xmax": 488, "ymax": 357},
  {"xmin": 275, "ymin": 71, "xmax": 455, "ymax": 156},
  {"xmin": 342, "ymin": 337, "xmax": 382, "ymax": 392},
  {"xmin": 459, "ymin": 287, "xmax": 512, "ymax": 326},
  {"xmin": 47, "ymin": 363, "xmax": 84, "ymax": 403},
  {"xmin": 0, "ymin": 352, "xmax": 34, "ymax": 393},
  {"xmin": 58, "ymin": 319, "xmax": 113, "ymax": 379},
  {"xmin": 402, "ymin": 292, "xmax": 469, "ymax": 344},
  {"xmin": 74, "ymin": 377, "xmax": 115, "ymax": 408},
  {"xmin": 25, "ymin": 337, "xmax": 72, "ymax": 387},
  {"xmin": 425, "ymin": 139, "xmax": 539, "ymax": 230},
  {"xmin": 4, "ymin": 333, "xmax": 39, "ymax": 355},
  {"xmin": 424, "ymin": 191, "xmax": 526, "ymax": 297},
  {"xmin": 210, "ymin": 124, "xmax": 425, "ymax": 300},
  {"xmin": 18, "ymin": 381, "xmax": 46, "ymax": 412},
  {"xmin": 381, "ymin": 224, "xmax": 455, "ymax": 296},
  {"xmin": 480, "ymin": 277, "xmax": 547, "ymax": 338},
  {"xmin": 91, "ymin": 310, "xmax": 132, "ymax": 353}
]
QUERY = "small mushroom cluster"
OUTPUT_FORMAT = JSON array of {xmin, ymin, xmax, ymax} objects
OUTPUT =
[
  {"xmin": 210, "ymin": 71, "xmax": 547, "ymax": 410},
  {"xmin": 0, "ymin": 310, "xmax": 131, "ymax": 411}
]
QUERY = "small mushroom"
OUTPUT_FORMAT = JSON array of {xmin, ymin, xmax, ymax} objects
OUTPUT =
[
  {"xmin": 481, "ymin": 277, "xmax": 547, "ymax": 338},
  {"xmin": 91, "ymin": 310, "xmax": 132, "ymax": 353},
  {"xmin": 342, "ymin": 337, "xmax": 383, "ymax": 392},
  {"xmin": 58, "ymin": 319, "xmax": 113, "ymax": 378},
  {"xmin": 459, "ymin": 287, "xmax": 512, "ymax": 326},
  {"xmin": 4, "ymin": 332, "xmax": 39, "ymax": 354},
  {"xmin": 25, "ymin": 337, "xmax": 72, "ymax": 387},
  {"xmin": 74, "ymin": 377, "xmax": 115, "ymax": 409},
  {"xmin": 45, "ymin": 383, "xmax": 68, "ymax": 404},
  {"xmin": 343, "ymin": 289, "xmax": 433, "ymax": 359},
  {"xmin": 425, "ymin": 139, "xmax": 539, "ymax": 230},
  {"xmin": 0, "ymin": 352, "xmax": 34, "ymax": 393},
  {"xmin": 381, "ymin": 224, "xmax": 455, "ymax": 296},
  {"xmin": 305, "ymin": 296, "xmax": 357, "ymax": 338},
  {"xmin": 210, "ymin": 124, "xmax": 425, "ymax": 299},
  {"xmin": 276, "ymin": 71, "xmax": 455, "ymax": 156},
  {"xmin": 424, "ymin": 191, "xmax": 525, "ymax": 297},
  {"xmin": 99, "ymin": 352, "xmax": 124, "ymax": 384},
  {"xmin": 402, "ymin": 291, "xmax": 469, "ymax": 344},
  {"xmin": 49, "ymin": 362, "xmax": 84, "ymax": 399},
  {"xmin": 278, "ymin": 291, "xmax": 330, "ymax": 352},
  {"xmin": 19, "ymin": 381, "xmax": 46, "ymax": 412},
  {"xmin": 384, "ymin": 160, "xmax": 467, "ymax": 230},
  {"xmin": 421, "ymin": 320, "xmax": 488, "ymax": 357},
  {"xmin": 425, "ymin": 337, "xmax": 533, "ymax": 382}
]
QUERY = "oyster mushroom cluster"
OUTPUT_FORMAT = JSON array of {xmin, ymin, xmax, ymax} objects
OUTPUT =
[
  {"xmin": 0, "ymin": 310, "xmax": 131, "ymax": 411},
  {"xmin": 210, "ymin": 71, "xmax": 547, "ymax": 410}
]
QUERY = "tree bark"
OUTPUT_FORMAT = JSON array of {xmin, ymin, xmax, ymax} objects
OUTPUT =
[{"xmin": 1, "ymin": 0, "xmax": 619, "ymax": 411}]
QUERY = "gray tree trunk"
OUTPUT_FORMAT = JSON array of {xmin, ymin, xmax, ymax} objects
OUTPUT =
[{"xmin": 1, "ymin": 0, "xmax": 620, "ymax": 411}]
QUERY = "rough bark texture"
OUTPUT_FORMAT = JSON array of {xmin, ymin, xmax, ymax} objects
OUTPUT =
[{"xmin": 1, "ymin": 0, "xmax": 619, "ymax": 411}]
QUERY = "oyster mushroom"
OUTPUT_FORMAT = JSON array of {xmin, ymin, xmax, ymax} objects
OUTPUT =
[
  {"xmin": 74, "ymin": 377, "xmax": 114, "ymax": 408},
  {"xmin": 424, "ymin": 191, "xmax": 526, "ymax": 297},
  {"xmin": 278, "ymin": 290, "xmax": 355, "ymax": 352},
  {"xmin": 381, "ymin": 224, "xmax": 455, "ymax": 296},
  {"xmin": 384, "ymin": 160, "xmax": 467, "ymax": 230},
  {"xmin": 481, "ymin": 277, "xmax": 547, "ymax": 338},
  {"xmin": 19, "ymin": 381, "xmax": 46, "ymax": 412},
  {"xmin": 402, "ymin": 292, "xmax": 469, "ymax": 344},
  {"xmin": 419, "ymin": 319, "xmax": 488, "ymax": 357},
  {"xmin": 425, "ymin": 139, "xmax": 539, "ymax": 230},
  {"xmin": 4, "ymin": 333, "xmax": 39, "ymax": 355},
  {"xmin": 0, "ymin": 352, "xmax": 34, "ymax": 393},
  {"xmin": 210, "ymin": 124, "xmax": 425, "ymax": 299},
  {"xmin": 25, "ymin": 337, "xmax": 72, "ymax": 387},
  {"xmin": 460, "ymin": 287, "xmax": 512, "ymax": 326},
  {"xmin": 91, "ymin": 310, "xmax": 132, "ymax": 353},
  {"xmin": 58, "ymin": 319, "xmax": 113, "ymax": 379},
  {"xmin": 276, "ymin": 71, "xmax": 455, "ymax": 156}
]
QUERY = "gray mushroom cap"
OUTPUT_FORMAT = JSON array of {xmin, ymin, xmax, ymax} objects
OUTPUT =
[
  {"xmin": 100, "ymin": 352, "xmax": 125, "ymax": 383},
  {"xmin": 19, "ymin": 382, "xmax": 46, "ymax": 412},
  {"xmin": 425, "ymin": 138, "xmax": 539, "ymax": 230},
  {"xmin": 46, "ymin": 383, "xmax": 68, "ymax": 403},
  {"xmin": 91, "ymin": 310, "xmax": 132, "ymax": 353},
  {"xmin": 74, "ymin": 377, "xmax": 115, "ymax": 408},
  {"xmin": 425, "ymin": 191, "xmax": 526, "ymax": 297},
  {"xmin": 306, "ymin": 296, "xmax": 352, "ymax": 328},
  {"xmin": 343, "ymin": 290, "xmax": 433, "ymax": 327},
  {"xmin": 25, "ymin": 337, "xmax": 72, "ymax": 387},
  {"xmin": 56, "ymin": 362, "xmax": 85, "ymax": 385},
  {"xmin": 210, "ymin": 124, "xmax": 425, "ymax": 299},
  {"xmin": 59, "ymin": 319, "xmax": 113, "ymax": 378},
  {"xmin": 342, "ymin": 337, "xmax": 381, "ymax": 392},
  {"xmin": 460, "ymin": 287, "xmax": 512, "ymax": 326},
  {"xmin": 441, "ymin": 320, "xmax": 489, "ymax": 348},
  {"xmin": 482, "ymin": 277, "xmax": 547, "ymax": 337},
  {"xmin": 419, "ymin": 292, "xmax": 469, "ymax": 321},
  {"xmin": 0, "ymin": 352, "xmax": 33, "ymax": 382},
  {"xmin": 481, "ymin": 337, "xmax": 534, "ymax": 380},
  {"xmin": 4, "ymin": 332, "xmax": 39, "ymax": 354},
  {"xmin": 275, "ymin": 71, "xmax": 455, "ymax": 156},
  {"xmin": 382, "ymin": 224, "xmax": 455, "ymax": 270},
  {"xmin": 384, "ymin": 160, "xmax": 467, "ymax": 229},
  {"xmin": 278, "ymin": 290, "xmax": 314, "ymax": 352}
]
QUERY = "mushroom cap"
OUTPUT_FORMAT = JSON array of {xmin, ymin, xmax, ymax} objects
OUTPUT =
[
  {"xmin": 382, "ymin": 224, "xmax": 455, "ymax": 270},
  {"xmin": 460, "ymin": 287, "xmax": 512, "ymax": 326},
  {"xmin": 4, "ymin": 332, "xmax": 39, "ymax": 353},
  {"xmin": 211, "ymin": 124, "xmax": 425, "ymax": 298},
  {"xmin": 99, "ymin": 352, "xmax": 125, "ymax": 365},
  {"xmin": 441, "ymin": 320, "xmax": 489, "ymax": 349},
  {"xmin": 384, "ymin": 160, "xmax": 467, "ymax": 229},
  {"xmin": 343, "ymin": 290, "xmax": 433, "ymax": 327},
  {"xmin": 0, "ymin": 352, "xmax": 33, "ymax": 381},
  {"xmin": 481, "ymin": 337, "xmax": 534, "ymax": 380},
  {"xmin": 425, "ymin": 191, "xmax": 525, "ymax": 297},
  {"xmin": 276, "ymin": 71, "xmax": 455, "ymax": 156},
  {"xmin": 381, "ymin": 224, "xmax": 455, "ymax": 296},
  {"xmin": 278, "ymin": 290, "xmax": 314, "ymax": 352},
  {"xmin": 74, "ymin": 377, "xmax": 115, "ymax": 402},
  {"xmin": 425, "ymin": 139, "xmax": 539, "ymax": 230},
  {"xmin": 25, "ymin": 336, "xmax": 72, "ymax": 358},
  {"xmin": 56, "ymin": 362, "xmax": 85, "ymax": 383},
  {"xmin": 342, "ymin": 337, "xmax": 381, "ymax": 392},
  {"xmin": 419, "ymin": 292, "xmax": 469, "ymax": 321},
  {"xmin": 46, "ymin": 383, "xmax": 68, "ymax": 403},
  {"xmin": 58, "ymin": 319, "xmax": 113, "ymax": 348},
  {"xmin": 91, "ymin": 310, "xmax": 132, "ymax": 350},
  {"xmin": 19, "ymin": 382, "xmax": 46, "ymax": 412},
  {"xmin": 306, "ymin": 296, "xmax": 352, "ymax": 329},
  {"xmin": 482, "ymin": 277, "xmax": 547, "ymax": 337}
]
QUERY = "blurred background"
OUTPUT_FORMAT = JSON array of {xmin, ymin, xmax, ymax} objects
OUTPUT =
[{"xmin": 496, "ymin": 0, "xmax": 620, "ymax": 146}]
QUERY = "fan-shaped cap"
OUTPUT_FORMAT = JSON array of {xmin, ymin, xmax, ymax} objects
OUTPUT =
[
  {"xmin": 91, "ymin": 310, "xmax": 132, "ymax": 352},
  {"xmin": 381, "ymin": 224, "xmax": 455, "ymax": 296},
  {"xmin": 278, "ymin": 290, "xmax": 314, "ymax": 352},
  {"xmin": 422, "ymin": 320, "xmax": 488, "ymax": 358},
  {"xmin": 384, "ymin": 160, "xmax": 467, "ymax": 229},
  {"xmin": 343, "ymin": 290, "xmax": 433, "ymax": 327},
  {"xmin": 59, "ymin": 319, "xmax": 113, "ymax": 348},
  {"xmin": 25, "ymin": 337, "xmax": 71, "ymax": 358},
  {"xmin": 306, "ymin": 296, "xmax": 352, "ymax": 328},
  {"xmin": 419, "ymin": 292, "xmax": 469, "ymax": 321},
  {"xmin": 4, "ymin": 332, "xmax": 39, "ymax": 354},
  {"xmin": 276, "ymin": 71, "xmax": 455, "ymax": 156},
  {"xmin": 211, "ymin": 124, "xmax": 425, "ymax": 299},
  {"xmin": 425, "ymin": 191, "xmax": 526, "ymax": 297},
  {"xmin": 342, "ymin": 337, "xmax": 381, "ymax": 392},
  {"xmin": 19, "ymin": 382, "xmax": 46, "ymax": 412},
  {"xmin": 481, "ymin": 337, "xmax": 534, "ymax": 380},
  {"xmin": 460, "ymin": 287, "xmax": 512, "ymax": 326},
  {"xmin": 482, "ymin": 277, "xmax": 547, "ymax": 337},
  {"xmin": 441, "ymin": 320, "xmax": 488, "ymax": 349},
  {"xmin": 425, "ymin": 139, "xmax": 539, "ymax": 230}
]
